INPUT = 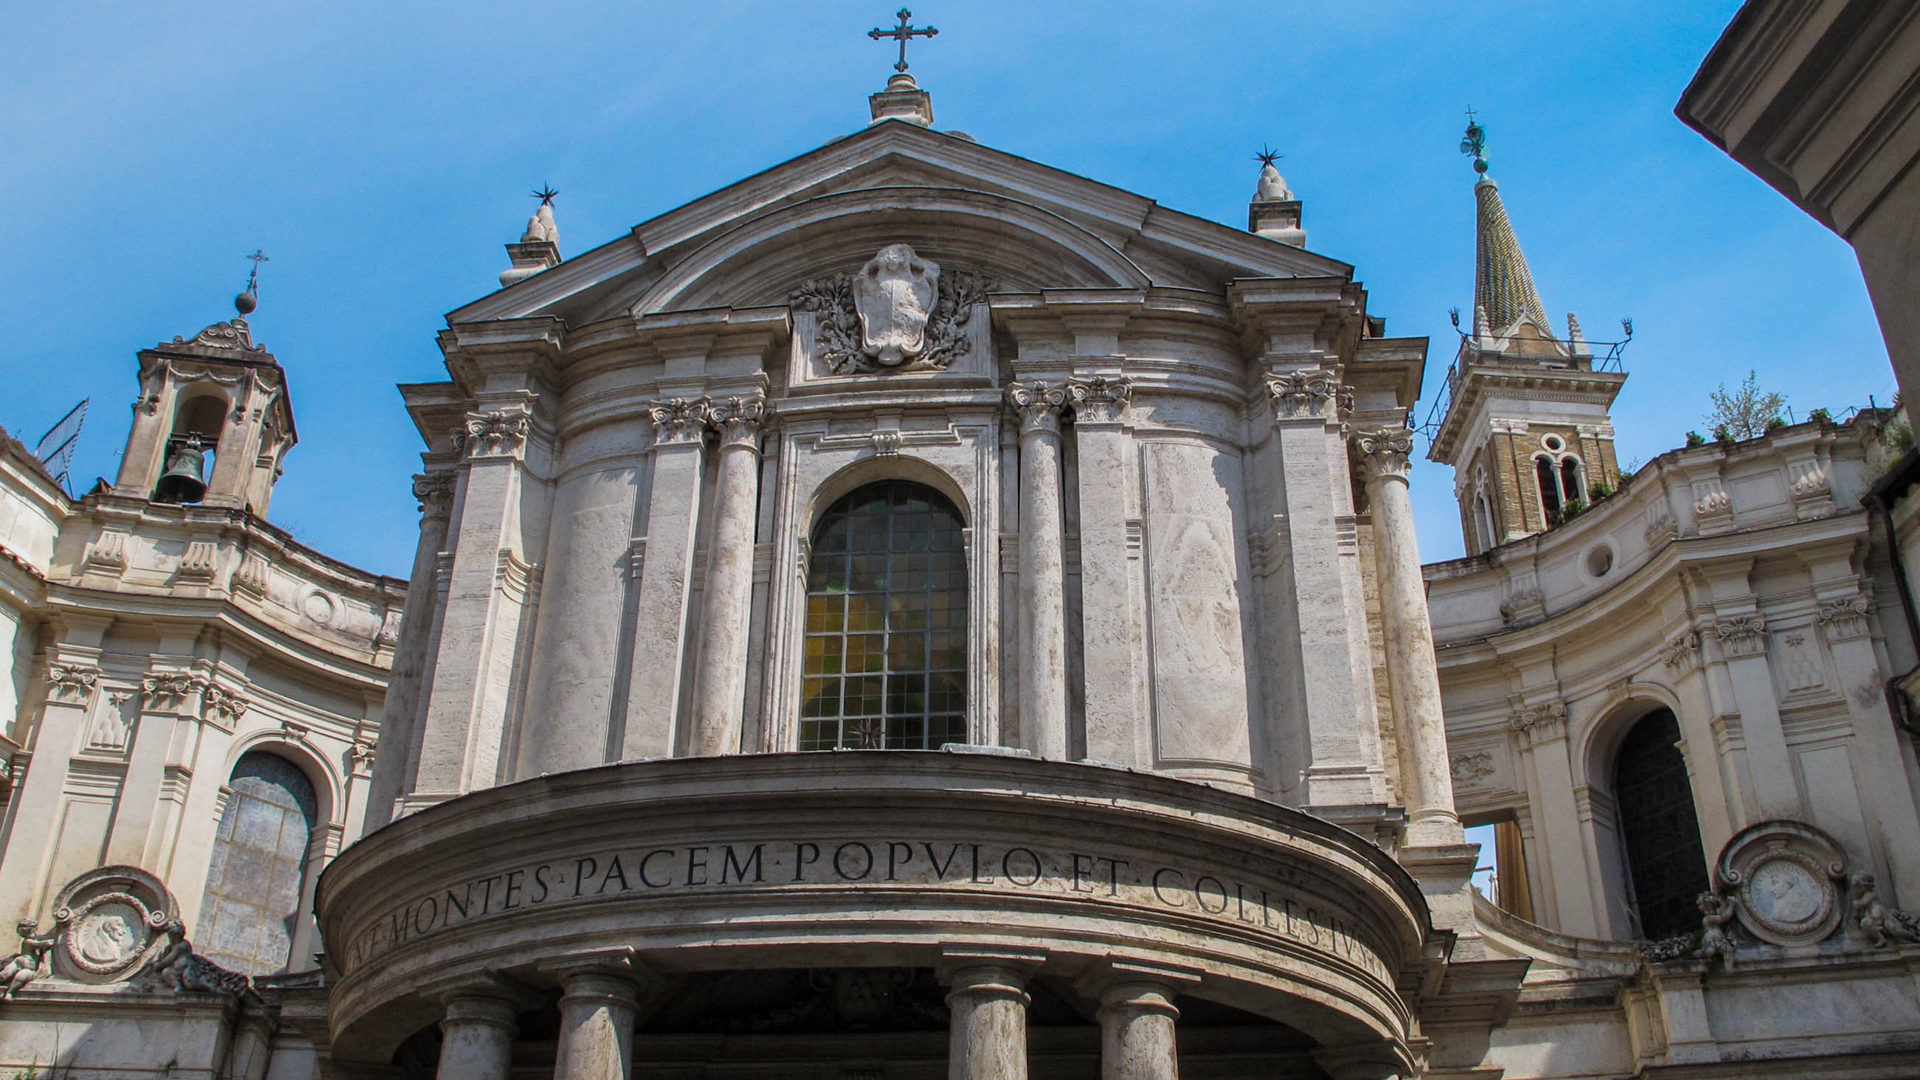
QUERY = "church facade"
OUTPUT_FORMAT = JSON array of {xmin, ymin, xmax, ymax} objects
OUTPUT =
[{"xmin": 0, "ymin": 45, "xmax": 1918, "ymax": 1080}]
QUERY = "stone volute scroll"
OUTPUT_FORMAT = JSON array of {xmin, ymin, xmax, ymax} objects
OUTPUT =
[
  {"xmin": 463, "ymin": 408, "xmax": 532, "ymax": 460},
  {"xmin": 789, "ymin": 243, "xmax": 993, "ymax": 375},
  {"xmin": 706, "ymin": 392, "xmax": 769, "ymax": 447},
  {"xmin": 647, "ymin": 399, "xmax": 711, "ymax": 445},
  {"xmin": 1065, "ymin": 376, "xmax": 1132, "ymax": 424},
  {"xmin": 1351, "ymin": 427, "xmax": 1415, "ymax": 483},
  {"xmin": 1006, "ymin": 381, "xmax": 1070, "ymax": 435},
  {"xmin": 1265, "ymin": 370, "xmax": 1352, "ymax": 422}
]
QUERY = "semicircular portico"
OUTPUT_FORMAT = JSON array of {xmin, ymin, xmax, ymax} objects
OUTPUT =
[
  {"xmin": 318, "ymin": 754, "xmax": 1430, "ymax": 1071},
  {"xmin": 629, "ymin": 187, "xmax": 1153, "ymax": 316}
]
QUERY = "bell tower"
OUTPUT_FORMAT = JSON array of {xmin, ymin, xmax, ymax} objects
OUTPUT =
[
  {"xmin": 1427, "ymin": 119, "xmax": 1627, "ymax": 555},
  {"xmin": 112, "ymin": 267, "xmax": 296, "ymax": 515}
]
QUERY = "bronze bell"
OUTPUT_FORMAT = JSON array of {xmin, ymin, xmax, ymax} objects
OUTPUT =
[{"xmin": 154, "ymin": 437, "xmax": 208, "ymax": 504}]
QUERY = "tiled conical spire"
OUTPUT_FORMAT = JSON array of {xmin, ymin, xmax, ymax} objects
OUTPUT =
[{"xmin": 1463, "ymin": 120, "xmax": 1549, "ymax": 332}]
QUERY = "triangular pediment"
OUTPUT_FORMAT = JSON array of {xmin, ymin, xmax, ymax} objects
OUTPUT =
[{"xmin": 448, "ymin": 119, "xmax": 1352, "ymax": 328}]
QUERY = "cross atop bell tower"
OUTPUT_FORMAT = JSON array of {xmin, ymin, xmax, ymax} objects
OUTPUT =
[
  {"xmin": 866, "ymin": 8, "xmax": 937, "ymax": 127},
  {"xmin": 112, "ymin": 267, "xmax": 297, "ymax": 516}
]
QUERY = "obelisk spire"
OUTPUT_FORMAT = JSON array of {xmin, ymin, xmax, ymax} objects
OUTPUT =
[{"xmin": 1462, "ymin": 117, "xmax": 1549, "ymax": 333}]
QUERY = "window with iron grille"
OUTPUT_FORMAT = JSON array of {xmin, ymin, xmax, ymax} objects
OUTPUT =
[
  {"xmin": 1614, "ymin": 708, "xmax": 1711, "ymax": 940},
  {"xmin": 802, "ymin": 480, "xmax": 967, "ymax": 751}
]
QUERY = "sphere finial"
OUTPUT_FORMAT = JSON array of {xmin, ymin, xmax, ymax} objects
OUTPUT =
[{"xmin": 235, "ymin": 249, "xmax": 268, "ymax": 316}]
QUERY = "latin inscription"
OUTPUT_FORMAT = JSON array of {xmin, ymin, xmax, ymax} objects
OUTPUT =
[{"xmin": 342, "ymin": 839, "xmax": 1392, "ymax": 979}]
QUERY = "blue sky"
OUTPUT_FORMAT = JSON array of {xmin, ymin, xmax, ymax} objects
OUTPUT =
[{"xmin": 2, "ymin": 0, "xmax": 1892, "ymax": 576}]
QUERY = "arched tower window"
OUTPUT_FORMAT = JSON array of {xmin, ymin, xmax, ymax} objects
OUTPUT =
[
  {"xmin": 802, "ymin": 480, "xmax": 967, "ymax": 751},
  {"xmin": 1533, "ymin": 434, "xmax": 1587, "ymax": 527},
  {"xmin": 1613, "ymin": 709, "xmax": 1711, "ymax": 939},
  {"xmin": 1534, "ymin": 456, "xmax": 1562, "ymax": 524},
  {"xmin": 196, "ymin": 751, "xmax": 319, "ymax": 975},
  {"xmin": 1560, "ymin": 457, "xmax": 1584, "ymax": 506}
]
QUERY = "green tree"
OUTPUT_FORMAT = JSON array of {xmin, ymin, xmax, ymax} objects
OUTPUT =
[{"xmin": 1705, "ymin": 370, "xmax": 1787, "ymax": 440}]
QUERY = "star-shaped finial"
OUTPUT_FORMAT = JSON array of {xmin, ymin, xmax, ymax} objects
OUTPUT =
[
  {"xmin": 532, "ymin": 185, "xmax": 559, "ymax": 206},
  {"xmin": 1253, "ymin": 145, "xmax": 1284, "ymax": 167}
]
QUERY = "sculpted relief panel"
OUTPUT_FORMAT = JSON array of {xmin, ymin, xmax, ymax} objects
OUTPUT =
[{"xmin": 1142, "ymin": 442, "xmax": 1253, "ymax": 775}]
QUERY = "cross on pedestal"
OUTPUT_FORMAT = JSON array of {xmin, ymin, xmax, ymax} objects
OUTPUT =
[{"xmin": 869, "ymin": 8, "xmax": 937, "ymax": 74}]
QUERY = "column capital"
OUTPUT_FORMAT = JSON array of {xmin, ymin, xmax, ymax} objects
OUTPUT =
[
  {"xmin": 1264, "ymin": 369, "xmax": 1351, "ymax": 423},
  {"xmin": 1065, "ymin": 376, "xmax": 1132, "ymax": 424},
  {"xmin": 1350, "ymin": 426, "xmax": 1414, "ymax": 483},
  {"xmin": 1818, "ymin": 594, "xmax": 1874, "ymax": 641},
  {"xmin": 706, "ymin": 392, "xmax": 769, "ymax": 448},
  {"xmin": 46, "ymin": 663, "xmax": 100, "ymax": 705},
  {"xmin": 460, "ymin": 407, "xmax": 533, "ymax": 460},
  {"xmin": 647, "ymin": 398, "xmax": 711, "ymax": 445},
  {"xmin": 937, "ymin": 944, "xmax": 1046, "ymax": 998},
  {"xmin": 414, "ymin": 472, "xmax": 458, "ymax": 518},
  {"xmin": 1510, "ymin": 700, "xmax": 1568, "ymax": 749},
  {"xmin": 1714, "ymin": 613, "xmax": 1768, "ymax": 659},
  {"xmin": 1078, "ymin": 957, "xmax": 1200, "ymax": 1014},
  {"xmin": 1006, "ymin": 381, "xmax": 1069, "ymax": 436},
  {"xmin": 439, "ymin": 992, "xmax": 520, "ymax": 1033}
]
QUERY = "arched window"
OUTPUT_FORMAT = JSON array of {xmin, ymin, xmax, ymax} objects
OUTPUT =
[
  {"xmin": 1532, "ymin": 434, "xmax": 1589, "ymax": 527},
  {"xmin": 196, "ymin": 751, "xmax": 319, "ymax": 975},
  {"xmin": 802, "ymin": 480, "xmax": 967, "ymax": 751},
  {"xmin": 1474, "ymin": 491, "xmax": 1496, "ymax": 552},
  {"xmin": 1613, "ymin": 709, "xmax": 1711, "ymax": 939},
  {"xmin": 1560, "ymin": 457, "xmax": 1584, "ymax": 505},
  {"xmin": 1534, "ymin": 456, "xmax": 1563, "ymax": 524}
]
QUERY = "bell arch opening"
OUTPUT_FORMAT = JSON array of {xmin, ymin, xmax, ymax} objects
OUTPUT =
[
  {"xmin": 801, "ymin": 480, "xmax": 968, "ymax": 751},
  {"xmin": 154, "ymin": 392, "xmax": 225, "ymax": 504}
]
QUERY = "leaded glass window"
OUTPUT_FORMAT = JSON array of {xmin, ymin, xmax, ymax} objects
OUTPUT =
[
  {"xmin": 196, "ymin": 751, "xmax": 318, "ymax": 975},
  {"xmin": 1614, "ymin": 709, "xmax": 1711, "ymax": 940},
  {"xmin": 802, "ymin": 480, "xmax": 967, "ymax": 750}
]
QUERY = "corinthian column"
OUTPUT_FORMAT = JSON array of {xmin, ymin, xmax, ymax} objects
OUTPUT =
[
  {"xmin": 1353, "ymin": 427, "xmax": 1462, "ymax": 848},
  {"xmin": 689, "ymin": 392, "xmax": 768, "ymax": 757},
  {"xmin": 1007, "ymin": 381, "xmax": 1070, "ymax": 759}
]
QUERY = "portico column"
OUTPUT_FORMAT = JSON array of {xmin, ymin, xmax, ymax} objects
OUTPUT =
[
  {"xmin": 690, "ymin": 392, "xmax": 768, "ymax": 757},
  {"xmin": 1083, "ymin": 963, "xmax": 1198, "ymax": 1080},
  {"xmin": 940, "ymin": 949, "xmax": 1044, "ymax": 1080},
  {"xmin": 1008, "ymin": 382, "xmax": 1070, "ymax": 759},
  {"xmin": 436, "ymin": 994, "xmax": 518, "ymax": 1080},
  {"xmin": 1353, "ymin": 427, "xmax": 1462, "ymax": 847},
  {"xmin": 553, "ymin": 971, "xmax": 638, "ymax": 1080}
]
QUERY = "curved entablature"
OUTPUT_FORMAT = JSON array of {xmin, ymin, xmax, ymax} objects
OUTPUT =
[
  {"xmin": 320, "ymin": 753, "xmax": 1434, "ymax": 1066},
  {"xmin": 621, "ymin": 186, "xmax": 1154, "ymax": 320}
]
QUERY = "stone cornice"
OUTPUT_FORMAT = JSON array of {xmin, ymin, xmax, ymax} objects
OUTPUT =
[
  {"xmin": 1428, "ymin": 363, "xmax": 1628, "ymax": 464},
  {"xmin": 1432, "ymin": 509, "xmax": 1872, "ymax": 659}
]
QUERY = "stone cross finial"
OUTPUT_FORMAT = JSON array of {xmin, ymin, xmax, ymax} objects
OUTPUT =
[{"xmin": 869, "ymin": 8, "xmax": 938, "ymax": 73}]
